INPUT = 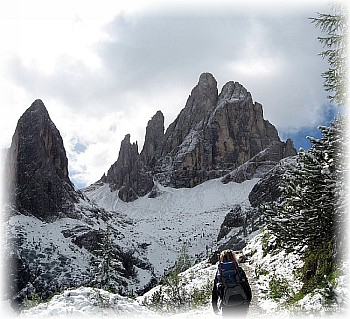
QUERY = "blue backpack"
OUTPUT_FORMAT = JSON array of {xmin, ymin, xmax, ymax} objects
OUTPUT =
[{"xmin": 216, "ymin": 261, "xmax": 248, "ymax": 306}]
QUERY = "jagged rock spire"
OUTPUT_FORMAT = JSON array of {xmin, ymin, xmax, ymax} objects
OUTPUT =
[
  {"xmin": 140, "ymin": 110, "xmax": 165, "ymax": 166},
  {"xmin": 6, "ymin": 99, "xmax": 78, "ymax": 220}
]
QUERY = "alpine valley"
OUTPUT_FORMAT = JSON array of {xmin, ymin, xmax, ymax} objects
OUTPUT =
[{"xmin": 3, "ymin": 73, "xmax": 298, "ymax": 311}]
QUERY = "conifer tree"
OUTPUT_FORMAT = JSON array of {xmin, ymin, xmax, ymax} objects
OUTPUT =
[
  {"xmin": 310, "ymin": 4, "xmax": 348, "ymax": 106},
  {"xmin": 174, "ymin": 244, "xmax": 192, "ymax": 274},
  {"xmin": 95, "ymin": 224, "xmax": 121, "ymax": 292},
  {"xmin": 265, "ymin": 116, "xmax": 346, "ymax": 254},
  {"xmin": 264, "ymin": 5, "xmax": 348, "ymax": 300},
  {"xmin": 265, "ymin": 3, "xmax": 348, "ymax": 252}
]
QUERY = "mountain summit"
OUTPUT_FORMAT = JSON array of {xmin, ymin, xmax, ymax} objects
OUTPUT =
[
  {"xmin": 102, "ymin": 73, "xmax": 296, "ymax": 201},
  {"xmin": 5, "ymin": 99, "xmax": 79, "ymax": 220}
]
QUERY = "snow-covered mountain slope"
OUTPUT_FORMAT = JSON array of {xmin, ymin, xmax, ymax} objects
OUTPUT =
[
  {"xmin": 4, "ymin": 199, "xmax": 132, "ymax": 302},
  {"xmin": 6, "ymin": 175, "xmax": 260, "ymax": 307},
  {"xmin": 18, "ymin": 224, "xmax": 348, "ymax": 318},
  {"xmin": 7, "ymin": 214, "xmax": 94, "ymax": 287},
  {"xmin": 12, "ymin": 177, "xmax": 348, "ymax": 318},
  {"xmin": 84, "ymin": 177, "xmax": 259, "ymax": 281}
]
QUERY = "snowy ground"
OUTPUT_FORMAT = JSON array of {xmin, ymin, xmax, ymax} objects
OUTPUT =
[
  {"xmin": 7, "ymin": 214, "xmax": 94, "ymax": 279},
  {"xmin": 6, "ymin": 175, "xmax": 348, "ymax": 318},
  {"xmin": 5, "ymin": 176, "xmax": 259, "ymax": 302},
  {"xmin": 12, "ymin": 227, "xmax": 348, "ymax": 319},
  {"xmin": 18, "ymin": 287, "xmax": 156, "ymax": 318},
  {"xmin": 243, "ymin": 228, "xmax": 349, "ymax": 317},
  {"xmin": 14, "ymin": 260, "xmax": 261, "ymax": 319},
  {"xmin": 85, "ymin": 178, "xmax": 258, "ymax": 283}
]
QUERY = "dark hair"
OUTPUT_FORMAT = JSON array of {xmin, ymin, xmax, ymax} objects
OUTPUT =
[{"xmin": 219, "ymin": 249, "xmax": 237, "ymax": 263}]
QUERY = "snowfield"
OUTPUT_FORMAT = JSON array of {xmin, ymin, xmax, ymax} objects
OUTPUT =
[
  {"xmin": 84, "ymin": 178, "xmax": 259, "ymax": 281},
  {"xmin": 16, "ymin": 259, "xmax": 223, "ymax": 318},
  {"xmin": 17, "ymin": 285, "xmax": 221, "ymax": 319}
]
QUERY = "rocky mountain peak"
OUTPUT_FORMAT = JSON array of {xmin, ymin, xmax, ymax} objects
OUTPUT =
[
  {"xmin": 191, "ymin": 72, "xmax": 218, "ymax": 107},
  {"xmin": 178, "ymin": 72, "xmax": 218, "ymax": 129},
  {"xmin": 197, "ymin": 72, "xmax": 218, "ymax": 94},
  {"xmin": 103, "ymin": 73, "xmax": 297, "ymax": 202},
  {"xmin": 27, "ymin": 98, "xmax": 49, "ymax": 114},
  {"xmin": 218, "ymin": 81, "xmax": 249, "ymax": 103},
  {"xmin": 6, "ymin": 100, "xmax": 78, "ymax": 220}
]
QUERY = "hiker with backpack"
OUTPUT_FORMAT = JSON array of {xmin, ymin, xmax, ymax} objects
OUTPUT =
[{"xmin": 212, "ymin": 249, "xmax": 252, "ymax": 317}]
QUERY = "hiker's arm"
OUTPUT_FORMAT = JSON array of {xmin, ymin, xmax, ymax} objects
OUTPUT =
[
  {"xmin": 244, "ymin": 280, "xmax": 252, "ymax": 302},
  {"xmin": 211, "ymin": 277, "xmax": 219, "ymax": 313},
  {"xmin": 240, "ymin": 269, "xmax": 252, "ymax": 302}
]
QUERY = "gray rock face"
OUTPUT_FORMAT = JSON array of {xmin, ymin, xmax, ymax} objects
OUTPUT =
[
  {"xmin": 215, "ymin": 204, "xmax": 264, "ymax": 252},
  {"xmin": 248, "ymin": 156, "xmax": 297, "ymax": 208},
  {"xmin": 5, "ymin": 100, "xmax": 78, "ymax": 220},
  {"xmin": 104, "ymin": 73, "xmax": 296, "ymax": 201},
  {"xmin": 221, "ymin": 139, "xmax": 297, "ymax": 184},
  {"xmin": 217, "ymin": 205, "xmax": 245, "ymax": 241}
]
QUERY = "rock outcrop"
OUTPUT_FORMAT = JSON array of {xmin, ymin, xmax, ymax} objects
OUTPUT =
[
  {"xmin": 221, "ymin": 139, "xmax": 296, "ymax": 184},
  {"xmin": 248, "ymin": 156, "xmax": 297, "ymax": 208},
  {"xmin": 104, "ymin": 73, "xmax": 297, "ymax": 201},
  {"xmin": 5, "ymin": 99, "xmax": 79, "ymax": 220}
]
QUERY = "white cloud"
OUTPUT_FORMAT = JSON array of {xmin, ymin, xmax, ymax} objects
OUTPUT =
[
  {"xmin": 230, "ymin": 58, "xmax": 281, "ymax": 77},
  {"xmin": 0, "ymin": 0, "xmax": 335, "ymax": 188}
]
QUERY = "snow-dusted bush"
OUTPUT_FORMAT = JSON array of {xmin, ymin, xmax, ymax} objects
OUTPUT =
[
  {"xmin": 140, "ymin": 260, "xmax": 216, "ymax": 314},
  {"xmin": 20, "ymin": 287, "xmax": 157, "ymax": 318}
]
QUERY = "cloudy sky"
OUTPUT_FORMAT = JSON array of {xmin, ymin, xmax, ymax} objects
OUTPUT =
[{"xmin": 0, "ymin": 0, "xmax": 339, "ymax": 189}]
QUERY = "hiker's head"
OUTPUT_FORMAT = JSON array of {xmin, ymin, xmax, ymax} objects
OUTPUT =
[{"xmin": 219, "ymin": 249, "xmax": 237, "ymax": 263}]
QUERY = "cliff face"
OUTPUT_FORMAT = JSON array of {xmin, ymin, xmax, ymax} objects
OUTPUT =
[
  {"xmin": 6, "ymin": 99, "xmax": 78, "ymax": 220},
  {"xmin": 104, "ymin": 73, "xmax": 296, "ymax": 201}
]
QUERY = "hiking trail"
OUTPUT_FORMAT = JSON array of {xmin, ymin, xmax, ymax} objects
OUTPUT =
[{"xmin": 241, "ymin": 263, "xmax": 263, "ymax": 317}]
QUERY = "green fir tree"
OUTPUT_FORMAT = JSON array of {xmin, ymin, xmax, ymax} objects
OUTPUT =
[
  {"xmin": 265, "ymin": 117, "xmax": 346, "ymax": 253},
  {"xmin": 310, "ymin": 4, "xmax": 348, "ymax": 106},
  {"xmin": 94, "ymin": 224, "xmax": 121, "ymax": 293}
]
